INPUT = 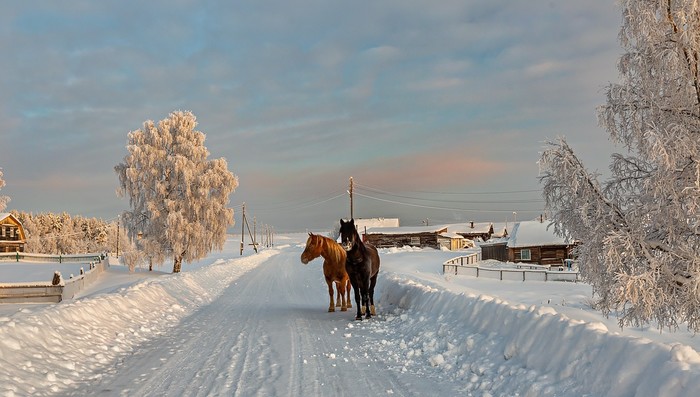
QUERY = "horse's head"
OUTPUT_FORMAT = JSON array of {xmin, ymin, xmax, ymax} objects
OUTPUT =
[
  {"xmin": 300, "ymin": 232, "xmax": 320, "ymax": 264},
  {"xmin": 339, "ymin": 218, "xmax": 358, "ymax": 252}
]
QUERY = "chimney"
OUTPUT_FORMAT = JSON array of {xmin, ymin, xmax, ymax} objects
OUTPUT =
[
  {"xmin": 540, "ymin": 214, "xmax": 543, "ymax": 223},
  {"xmin": 470, "ymin": 221, "xmax": 474, "ymax": 228}
]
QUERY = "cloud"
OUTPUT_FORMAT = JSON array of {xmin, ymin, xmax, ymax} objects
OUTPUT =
[{"xmin": 0, "ymin": 0, "xmax": 624, "ymax": 230}]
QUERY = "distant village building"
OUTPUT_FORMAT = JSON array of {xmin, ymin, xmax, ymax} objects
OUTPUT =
[
  {"xmin": 353, "ymin": 218, "xmax": 400, "ymax": 234},
  {"xmin": 363, "ymin": 225, "xmax": 448, "ymax": 249},
  {"xmin": 451, "ymin": 221, "xmax": 494, "ymax": 242},
  {"xmin": 506, "ymin": 220, "xmax": 573, "ymax": 266},
  {"xmin": 0, "ymin": 213, "xmax": 26, "ymax": 252}
]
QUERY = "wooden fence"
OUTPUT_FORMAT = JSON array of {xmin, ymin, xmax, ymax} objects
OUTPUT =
[
  {"xmin": 442, "ymin": 254, "xmax": 579, "ymax": 282},
  {"xmin": 0, "ymin": 252, "xmax": 105, "ymax": 263},
  {"xmin": 0, "ymin": 255, "xmax": 108, "ymax": 303}
]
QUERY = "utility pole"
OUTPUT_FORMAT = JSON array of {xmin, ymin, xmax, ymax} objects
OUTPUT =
[
  {"xmin": 240, "ymin": 203, "xmax": 245, "ymax": 255},
  {"xmin": 349, "ymin": 176, "xmax": 354, "ymax": 220},
  {"xmin": 116, "ymin": 215, "xmax": 120, "ymax": 258}
]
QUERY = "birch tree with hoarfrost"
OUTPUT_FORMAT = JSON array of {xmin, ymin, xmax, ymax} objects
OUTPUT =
[
  {"xmin": 539, "ymin": 0, "xmax": 700, "ymax": 331},
  {"xmin": 115, "ymin": 111, "xmax": 238, "ymax": 273},
  {"xmin": 0, "ymin": 168, "xmax": 9, "ymax": 212}
]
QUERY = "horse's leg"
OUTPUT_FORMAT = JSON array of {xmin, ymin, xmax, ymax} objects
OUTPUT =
[
  {"xmin": 335, "ymin": 281, "xmax": 342, "ymax": 308},
  {"xmin": 351, "ymin": 275, "xmax": 363, "ymax": 320},
  {"xmin": 326, "ymin": 279, "xmax": 335, "ymax": 312},
  {"xmin": 369, "ymin": 273, "xmax": 378, "ymax": 316},
  {"xmin": 363, "ymin": 288, "xmax": 371, "ymax": 319},
  {"xmin": 344, "ymin": 278, "xmax": 352, "ymax": 309},
  {"xmin": 361, "ymin": 276, "xmax": 371, "ymax": 319},
  {"xmin": 338, "ymin": 279, "xmax": 347, "ymax": 311}
]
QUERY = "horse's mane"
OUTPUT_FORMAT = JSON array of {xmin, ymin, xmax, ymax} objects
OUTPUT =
[{"xmin": 314, "ymin": 234, "xmax": 346, "ymax": 263}]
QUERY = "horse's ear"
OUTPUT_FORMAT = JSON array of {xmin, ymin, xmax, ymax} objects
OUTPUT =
[
  {"xmin": 339, "ymin": 218, "xmax": 345, "ymax": 225},
  {"xmin": 308, "ymin": 231, "xmax": 312, "ymax": 236}
]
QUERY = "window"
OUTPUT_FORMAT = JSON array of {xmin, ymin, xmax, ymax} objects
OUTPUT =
[
  {"xmin": 410, "ymin": 237, "xmax": 420, "ymax": 246},
  {"xmin": 520, "ymin": 248, "xmax": 531, "ymax": 261}
]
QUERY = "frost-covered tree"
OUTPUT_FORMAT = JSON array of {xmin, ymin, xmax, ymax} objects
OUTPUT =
[
  {"xmin": 0, "ymin": 168, "xmax": 9, "ymax": 212},
  {"xmin": 115, "ymin": 111, "xmax": 238, "ymax": 273},
  {"xmin": 539, "ymin": 0, "xmax": 700, "ymax": 331}
]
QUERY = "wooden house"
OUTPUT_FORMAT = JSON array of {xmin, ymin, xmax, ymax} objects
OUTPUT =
[
  {"xmin": 0, "ymin": 213, "xmax": 26, "ymax": 253},
  {"xmin": 363, "ymin": 226, "xmax": 448, "ymax": 249},
  {"xmin": 453, "ymin": 221, "xmax": 494, "ymax": 242},
  {"xmin": 506, "ymin": 220, "xmax": 573, "ymax": 266}
]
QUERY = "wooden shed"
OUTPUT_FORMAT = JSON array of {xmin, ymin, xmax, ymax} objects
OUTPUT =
[
  {"xmin": 0, "ymin": 213, "xmax": 26, "ymax": 253},
  {"xmin": 437, "ymin": 232, "xmax": 467, "ymax": 251},
  {"xmin": 507, "ymin": 220, "xmax": 572, "ymax": 266},
  {"xmin": 363, "ymin": 226, "xmax": 448, "ymax": 249}
]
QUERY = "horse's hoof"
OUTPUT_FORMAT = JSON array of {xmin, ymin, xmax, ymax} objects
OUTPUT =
[
  {"xmin": 341, "ymin": 307, "xmax": 347, "ymax": 311},
  {"xmin": 370, "ymin": 305, "xmax": 376, "ymax": 316},
  {"xmin": 328, "ymin": 308, "xmax": 335, "ymax": 312},
  {"xmin": 355, "ymin": 315, "xmax": 363, "ymax": 321}
]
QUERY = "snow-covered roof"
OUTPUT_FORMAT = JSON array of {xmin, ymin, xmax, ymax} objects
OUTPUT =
[
  {"xmin": 447, "ymin": 222, "xmax": 493, "ymax": 234},
  {"xmin": 354, "ymin": 218, "xmax": 400, "ymax": 231},
  {"xmin": 507, "ymin": 220, "xmax": 569, "ymax": 248},
  {"xmin": 0, "ymin": 212, "xmax": 20, "ymax": 224},
  {"xmin": 364, "ymin": 225, "xmax": 448, "ymax": 235},
  {"xmin": 439, "ymin": 232, "xmax": 464, "ymax": 239}
]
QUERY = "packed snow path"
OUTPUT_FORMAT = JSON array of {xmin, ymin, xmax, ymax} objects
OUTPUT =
[{"xmin": 64, "ymin": 249, "xmax": 453, "ymax": 396}]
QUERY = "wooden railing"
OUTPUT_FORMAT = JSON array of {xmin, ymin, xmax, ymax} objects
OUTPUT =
[
  {"xmin": 0, "ymin": 256, "xmax": 108, "ymax": 303},
  {"xmin": 0, "ymin": 252, "xmax": 105, "ymax": 263},
  {"xmin": 442, "ymin": 254, "xmax": 579, "ymax": 282}
]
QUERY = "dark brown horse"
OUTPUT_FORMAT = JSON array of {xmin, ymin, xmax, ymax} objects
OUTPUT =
[
  {"xmin": 301, "ymin": 232, "xmax": 352, "ymax": 312},
  {"xmin": 339, "ymin": 218, "xmax": 380, "ymax": 320}
]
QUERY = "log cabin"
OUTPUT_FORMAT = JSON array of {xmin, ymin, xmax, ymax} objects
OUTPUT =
[{"xmin": 0, "ymin": 213, "xmax": 26, "ymax": 253}]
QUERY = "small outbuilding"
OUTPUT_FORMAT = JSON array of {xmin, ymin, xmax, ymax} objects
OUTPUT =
[{"xmin": 0, "ymin": 213, "xmax": 26, "ymax": 253}]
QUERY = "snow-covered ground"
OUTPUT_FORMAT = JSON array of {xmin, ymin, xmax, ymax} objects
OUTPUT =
[{"xmin": 1, "ymin": 233, "xmax": 699, "ymax": 396}]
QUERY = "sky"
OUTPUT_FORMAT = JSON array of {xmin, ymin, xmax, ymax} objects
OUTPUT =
[
  {"xmin": 2, "ymin": 235, "xmax": 700, "ymax": 396},
  {"xmin": 0, "ymin": 1, "xmax": 623, "ymax": 231}
]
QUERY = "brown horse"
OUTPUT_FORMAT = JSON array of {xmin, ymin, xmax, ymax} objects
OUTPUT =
[{"xmin": 301, "ymin": 232, "xmax": 352, "ymax": 312}]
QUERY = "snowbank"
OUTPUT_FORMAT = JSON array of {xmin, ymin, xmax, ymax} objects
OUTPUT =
[
  {"xmin": 369, "ymin": 271, "xmax": 700, "ymax": 397},
  {"xmin": 0, "ymin": 250, "xmax": 277, "ymax": 396}
]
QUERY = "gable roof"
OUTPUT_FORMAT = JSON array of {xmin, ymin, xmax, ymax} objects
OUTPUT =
[
  {"xmin": 0, "ymin": 213, "xmax": 21, "ymax": 225},
  {"xmin": 507, "ymin": 220, "xmax": 569, "ymax": 248}
]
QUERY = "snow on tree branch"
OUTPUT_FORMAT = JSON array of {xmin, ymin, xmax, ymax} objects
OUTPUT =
[
  {"xmin": 115, "ymin": 111, "xmax": 239, "ymax": 273},
  {"xmin": 0, "ymin": 168, "xmax": 9, "ymax": 212},
  {"xmin": 539, "ymin": 0, "xmax": 700, "ymax": 332}
]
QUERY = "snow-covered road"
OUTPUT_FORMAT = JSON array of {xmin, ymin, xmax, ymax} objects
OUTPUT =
[
  {"xmin": 4, "ymin": 235, "xmax": 700, "ymax": 396},
  {"xmin": 64, "ymin": 248, "xmax": 455, "ymax": 396}
]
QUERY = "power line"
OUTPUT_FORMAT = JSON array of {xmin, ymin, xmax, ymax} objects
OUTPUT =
[
  {"xmin": 236, "ymin": 190, "xmax": 346, "ymax": 214},
  {"xmin": 353, "ymin": 183, "xmax": 543, "ymax": 205},
  {"xmin": 353, "ymin": 191, "xmax": 543, "ymax": 214},
  {"xmin": 354, "ymin": 182, "xmax": 542, "ymax": 196}
]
